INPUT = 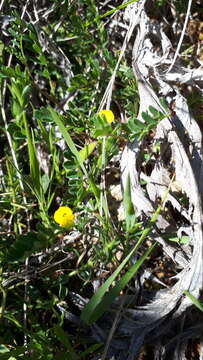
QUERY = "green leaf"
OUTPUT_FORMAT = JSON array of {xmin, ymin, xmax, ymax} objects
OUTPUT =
[
  {"xmin": 53, "ymin": 325, "xmax": 78, "ymax": 360},
  {"xmin": 29, "ymin": 29, "xmax": 37, "ymax": 41},
  {"xmin": 81, "ymin": 184, "xmax": 171, "ymax": 324},
  {"xmin": 8, "ymin": 82, "xmax": 23, "ymax": 106},
  {"xmin": 39, "ymin": 54, "xmax": 47, "ymax": 65},
  {"xmin": 141, "ymin": 111, "xmax": 154, "ymax": 123},
  {"xmin": 93, "ymin": 127, "xmax": 112, "ymax": 137},
  {"xmin": 77, "ymin": 344, "xmax": 102, "ymax": 359},
  {"xmin": 79, "ymin": 141, "xmax": 97, "ymax": 162},
  {"xmin": 167, "ymin": 235, "xmax": 190, "ymax": 244},
  {"xmin": 0, "ymin": 345, "xmax": 9, "ymax": 354},
  {"xmin": 80, "ymin": 207, "xmax": 161, "ymax": 324},
  {"xmin": 49, "ymin": 107, "xmax": 100, "ymax": 202},
  {"xmin": 123, "ymin": 174, "xmax": 136, "ymax": 232},
  {"xmin": 127, "ymin": 117, "xmax": 144, "ymax": 133},
  {"xmin": 148, "ymin": 105, "xmax": 159, "ymax": 116},
  {"xmin": 88, "ymin": 242, "xmax": 156, "ymax": 323},
  {"xmin": 0, "ymin": 65, "xmax": 16, "ymax": 78},
  {"xmin": 12, "ymin": 101, "xmax": 22, "ymax": 118},
  {"xmin": 23, "ymin": 112, "xmax": 40, "ymax": 194},
  {"xmin": 35, "ymin": 108, "xmax": 53, "ymax": 123},
  {"xmin": 6, "ymin": 232, "xmax": 43, "ymax": 262},
  {"xmin": 160, "ymin": 97, "xmax": 169, "ymax": 112},
  {"xmin": 0, "ymin": 346, "xmax": 25, "ymax": 359},
  {"xmin": 184, "ymin": 291, "xmax": 203, "ymax": 312},
  {"xmin": 100, "ymin": 0, "xmax": 139, "ymax": 18},
  {"xmin": 32, "ymin": 42, "xmax": 42, "ymax": 54},
  {"xmin": 37, "ymin": 118, "xmax": 49, "ymax": 144},
  {"xmin": 48, "ymin": 107, "xmax": 87, "ymax": 173},
  {"xmin": 22, "ymin": 84, "xmax": 31, "ymax": 98},
  {"xmin": 41, "ymin": 174, "xmax": 50, "ymax": 194}
]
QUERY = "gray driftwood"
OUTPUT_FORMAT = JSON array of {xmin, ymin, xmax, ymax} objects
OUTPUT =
[{"xmin": 116, "ymin": 4, "xmax": 203, "ymax": 360}]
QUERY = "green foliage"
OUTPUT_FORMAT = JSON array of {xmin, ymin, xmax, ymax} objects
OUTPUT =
[
  {"xmin": 100, "ymin": 0, "xmax": 139, "ymax": 18},
  {"xmin": 5, "ymin": 227, "xmax": 56, "ymax": 262},
  {"xmin": 166, "ymin": 235, "xmax": 190, "ymax": 245},
  {"xmin": 184, "ymin": 291, "xmax": 203, "ymax": 312},
  {"xmin": 123, "ymin": 174, "xmax": 136, "ymax": 232},
  {"xmin": 80, "ymin": 203, "xmax": 163, "ymax": 324},
  {"xmin": 125, "ymin": 105, "xmax": 167, "ymax": 141},
  {"xmin": 81, "ymin": 184, "xmax": 171, "ymax": 324}
]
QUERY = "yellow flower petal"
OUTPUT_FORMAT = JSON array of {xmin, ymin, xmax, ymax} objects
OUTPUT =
[
  {"xmin": 99, "ymin": 109, "xmax": 115, "ymax": 124},
  {"xmin": 54, "ymin": 206, "xmax": 75, "ymax": 228}
]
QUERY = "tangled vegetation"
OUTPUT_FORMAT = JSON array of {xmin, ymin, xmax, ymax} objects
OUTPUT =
[{"xmin": 0, "ymin": 0, "xmax": 203, "ymax": 359}]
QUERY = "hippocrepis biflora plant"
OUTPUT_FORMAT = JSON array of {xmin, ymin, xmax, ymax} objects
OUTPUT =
[
  {"xmin": 0, "ymin": 1, "xmax": 174, "ymax": 358},
  {"xmin": 0, "ymin": 5, "xmax": 100, "ymax": 360}
]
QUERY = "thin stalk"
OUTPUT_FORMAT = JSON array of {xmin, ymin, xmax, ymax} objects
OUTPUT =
[{"xmin": 0, "ymin": 286, "xmax": 7, "ymax": 319}]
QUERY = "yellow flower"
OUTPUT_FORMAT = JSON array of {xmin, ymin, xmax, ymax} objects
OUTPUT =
[
  {"xmin": 99, "ymin": 109, "xmax": 115, "ymax": 124},
  {"xmin": 54, "ymin": 206, "xmax": 75, "ymax": 228}
]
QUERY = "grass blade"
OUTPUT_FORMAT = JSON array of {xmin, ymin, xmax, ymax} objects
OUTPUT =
[
  {"xmin": 123, "ymin": 174, "xmax": 136, "ymax": 232},
  {"xmin": 23, "ymin": 111, "xmax": 40, "ymax": 193},
  {"xmin": 184, "ymin": 291, "xmax": 203, "ymax": 312},
  {"xmin": 100, "ymin": 0, "xmax": 139, "ymax": 18},
  {"xmin": 53, "ymin": 325, "xmax": 78, "ymax": 360},
  {"xmin": 88, "ymin": 242, "xmax": 157, "ymax": 323},
  {"xmin": 81, "ymin": 203, "xmax": 162, "ymax": 324},
  {"xmin": 49, "ymin": 107, "xmax": 100, "ymax": 202}
]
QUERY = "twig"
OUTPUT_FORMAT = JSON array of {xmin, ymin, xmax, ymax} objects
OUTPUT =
[
  {"xmin": 166, "ymin": 0, "xmax": 193, "ymax": 73},
  {"xmin": 101, "ymin": 297, "xmax": 125, "ymax": 360}
]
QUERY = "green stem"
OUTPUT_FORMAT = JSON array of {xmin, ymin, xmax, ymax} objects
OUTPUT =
[
  {"xmin": 100, "ymin": 0, "xmax": 139, "ymax": 18},
  {"xmin": 0, "ymin": 286, "xmax": 7, "ymax": 319}
]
